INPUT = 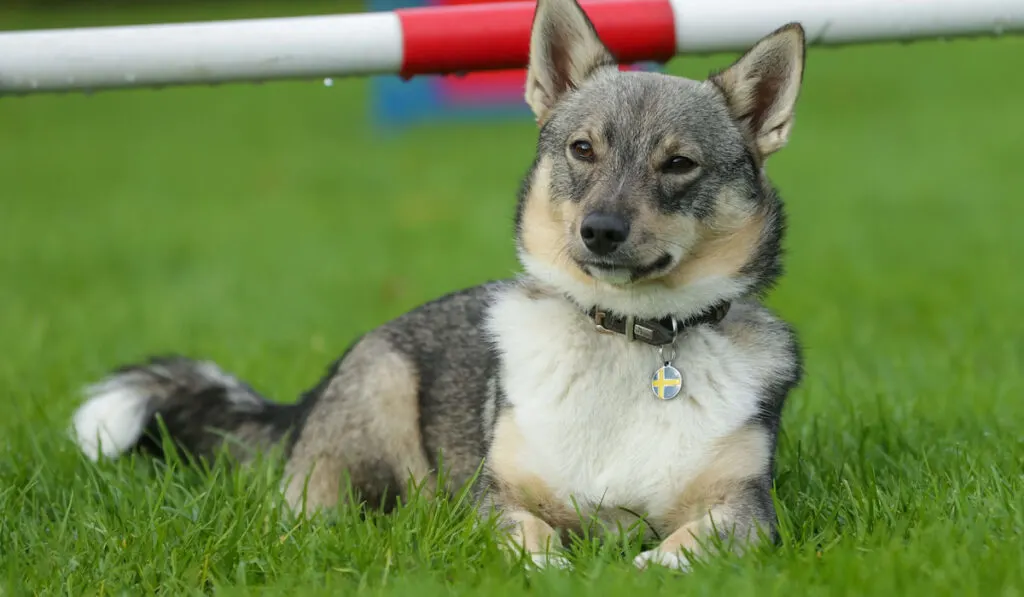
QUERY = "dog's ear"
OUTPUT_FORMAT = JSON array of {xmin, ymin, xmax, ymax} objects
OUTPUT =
[
  {"xmin": 711, "ymin": 23, "xmax": 806, "ymax": 159},
  {"xmin": 525, "ymin": 0, "xmax": 616, "ymax": 125}
]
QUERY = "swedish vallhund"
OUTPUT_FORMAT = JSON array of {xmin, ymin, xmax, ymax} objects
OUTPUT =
[{"xmin": 72, "ymin": 0, "xmax": 806, "ymax": 572}]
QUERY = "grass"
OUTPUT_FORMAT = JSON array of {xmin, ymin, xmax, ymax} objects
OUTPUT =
[{"xmin": 2, "ymin": 3, "xmax": 1023, "ymax": 595}]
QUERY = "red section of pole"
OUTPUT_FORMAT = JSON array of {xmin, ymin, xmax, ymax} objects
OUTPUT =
[{"xmin": 396, "ymin": 0, "xmax": 676, "ymax": 78}]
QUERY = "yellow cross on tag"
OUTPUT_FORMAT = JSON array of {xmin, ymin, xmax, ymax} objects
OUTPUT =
[{"xmin": 651, "ymin": 364, "xmax": 683, "ymax": 400}]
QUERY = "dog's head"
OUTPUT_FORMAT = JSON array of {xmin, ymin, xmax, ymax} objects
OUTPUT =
[{"xmin": 514, "ymin": 0, "xmax": 806, "ymax": 318}]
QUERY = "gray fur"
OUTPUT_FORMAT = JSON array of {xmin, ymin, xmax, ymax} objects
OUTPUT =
[
  {"xmin": 111, "ymin": 356, "xmax": 298, "ymax": 462},
  {"xmin": 539, "ymin": 71, "xmax": 755, "ymax": 215},
  {"xmin": 70, "ymin": 0, "xmax": 807, "ymax": 569}
]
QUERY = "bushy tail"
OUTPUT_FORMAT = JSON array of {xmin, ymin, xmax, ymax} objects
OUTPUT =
[{"xmin": 71, "ymin": 355, "xmax": 299, "ymax": 464}]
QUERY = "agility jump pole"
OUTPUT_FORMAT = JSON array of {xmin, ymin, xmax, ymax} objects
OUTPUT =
[{"xmin": 1, "ymin": 0, "xmax": 1021, "ymax": 96}]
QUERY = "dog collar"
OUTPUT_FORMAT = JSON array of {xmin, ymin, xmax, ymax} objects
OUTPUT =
[{"xmin": 587, "ymin": 301, "xmax": 731, "ymax": 347}]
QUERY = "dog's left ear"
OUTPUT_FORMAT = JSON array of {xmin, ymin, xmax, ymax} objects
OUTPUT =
[
  {"xmin": 711, "ymin": 23, "xmax": 806, "ymax": 159},
  {"xmin": 525, "ymin": 0, "xmax": 617, "ymax": 125}
]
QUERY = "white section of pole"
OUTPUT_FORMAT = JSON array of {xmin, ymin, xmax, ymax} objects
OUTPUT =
[
  {"xmin": 0, "ymin": 13, "xmax": 404, "ymax": 95},
  {"xmin": 668, "ymin": 0, "xmax": 1023, "ymax": 53}
]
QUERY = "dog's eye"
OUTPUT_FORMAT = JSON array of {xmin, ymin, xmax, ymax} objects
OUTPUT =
[
  {"xmin": 570, "ymin": 140, "xmax": 595, "ymax": 162},
  {"xmin": 663, "ymin": 155, "xmax": 698, "ymax": 174}
]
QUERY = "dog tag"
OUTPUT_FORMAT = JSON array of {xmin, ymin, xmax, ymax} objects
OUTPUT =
[{"xmin": 651, "ymin": 363, "xmax": 683, "ymax": 400}]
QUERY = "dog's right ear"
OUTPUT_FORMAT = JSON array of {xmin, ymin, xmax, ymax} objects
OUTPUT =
[{"xmin": 525, "ymin": 0, "xmax": 616, "ymax": 125}]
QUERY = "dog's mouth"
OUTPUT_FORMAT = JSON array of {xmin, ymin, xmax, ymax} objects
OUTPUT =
[{"xmin": 576, "ymin": 253, "xmax": 676, "ymax": 285}]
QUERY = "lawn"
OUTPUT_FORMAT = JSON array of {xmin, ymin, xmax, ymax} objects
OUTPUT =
[{"xmin": 2, "ymin": 2, "xmax": 1023, "ymax": 595}]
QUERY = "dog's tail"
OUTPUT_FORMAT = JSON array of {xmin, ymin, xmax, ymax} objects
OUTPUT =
[{"xmin": 71, "ymin": 355, "xmax": 301, "ymax": 464}]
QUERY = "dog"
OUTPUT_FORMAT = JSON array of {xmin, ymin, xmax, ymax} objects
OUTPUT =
[{"xmin": 70, "ymin": 0, "xmax": 806, "ymax": 572}]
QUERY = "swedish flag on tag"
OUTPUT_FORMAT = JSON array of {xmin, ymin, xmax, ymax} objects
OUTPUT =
[{"xmin": 651, "ymin": 364, "xmax": 683, "ymax": 400}]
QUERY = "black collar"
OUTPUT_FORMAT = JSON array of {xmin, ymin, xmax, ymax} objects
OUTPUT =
[{"xmin": 586, "ymin": 301, "xmax": 731, "ymax": 347}]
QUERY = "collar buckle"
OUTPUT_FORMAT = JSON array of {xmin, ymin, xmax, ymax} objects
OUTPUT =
[{"xmin": 593, "ymin": 310, "xmax": 616, "ymax": 335}]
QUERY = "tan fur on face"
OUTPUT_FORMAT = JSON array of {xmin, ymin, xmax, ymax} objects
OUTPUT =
[
  {"xmin": 656, "ymin": 190, "xmax": 767, "ymax": 290},
  {"xmin": 630, "ymin": 197, "xmax": 703, "ymax": 265},
  {"xmin": 519, "ymin": 157, "xmax": 591, "ymax": 286},
  {"xmin": 487, "ymin": 413, "xmax": 579, "ymax": 529},
  {"xmin": 520, "ymin": 163, "xmax": 766, "ymax": 294},
  {"xmin": 521, "ymin": 167, "xmax": 765, "ymax": 293}
]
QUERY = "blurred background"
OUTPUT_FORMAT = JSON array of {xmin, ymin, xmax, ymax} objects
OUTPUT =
[
  {"xmin": 1, "ymin": 0, "xmax": 1021, "ymax": 451},
  {"xmin": 1, "ymin": 1, "xmax": 1023, "ymax": 592}
]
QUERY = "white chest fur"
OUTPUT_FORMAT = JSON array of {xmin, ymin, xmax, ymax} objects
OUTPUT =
[{"xmin": 485, "ymin": 287, "xmax": 768, "ymax": 525}]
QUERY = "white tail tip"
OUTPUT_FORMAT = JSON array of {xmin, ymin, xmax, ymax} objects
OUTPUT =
[{"xmin": 71, "ymin": 380, "xmax": 151, "ymax": 461}]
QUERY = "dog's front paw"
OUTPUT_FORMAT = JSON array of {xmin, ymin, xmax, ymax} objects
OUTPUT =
[
  {"xmin": 633, "ymin": 548, "xmax": 692, "ymax": 572},
  {"xmin": 529, "ymin": 552, "xmax": 573, "ymax": 570}
]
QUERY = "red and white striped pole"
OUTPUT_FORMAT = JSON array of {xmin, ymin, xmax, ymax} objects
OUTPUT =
[{"xmin": 0, "ymin": 0, "xmax": 1021, "ymax": 95}]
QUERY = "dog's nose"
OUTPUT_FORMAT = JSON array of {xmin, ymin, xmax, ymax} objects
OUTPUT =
[{"xmin": 580, "ymin": 213, "xmax": 630, "ymax": 256}]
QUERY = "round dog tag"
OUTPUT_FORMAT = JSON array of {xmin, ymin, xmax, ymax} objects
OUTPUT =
[{"xmin": 651, "ymin": 364, "xmax": 683, "ymax": 400}]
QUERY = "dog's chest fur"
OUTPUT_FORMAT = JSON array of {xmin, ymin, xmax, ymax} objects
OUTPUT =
[{"xmin": 485, "ymin": 285, "xmax": 768, "ymax": 526}]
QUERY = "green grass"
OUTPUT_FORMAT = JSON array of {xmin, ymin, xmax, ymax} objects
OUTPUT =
[{"xmin": 2, "ymin": 4, "xmax": 1023, "ymax": 595}]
